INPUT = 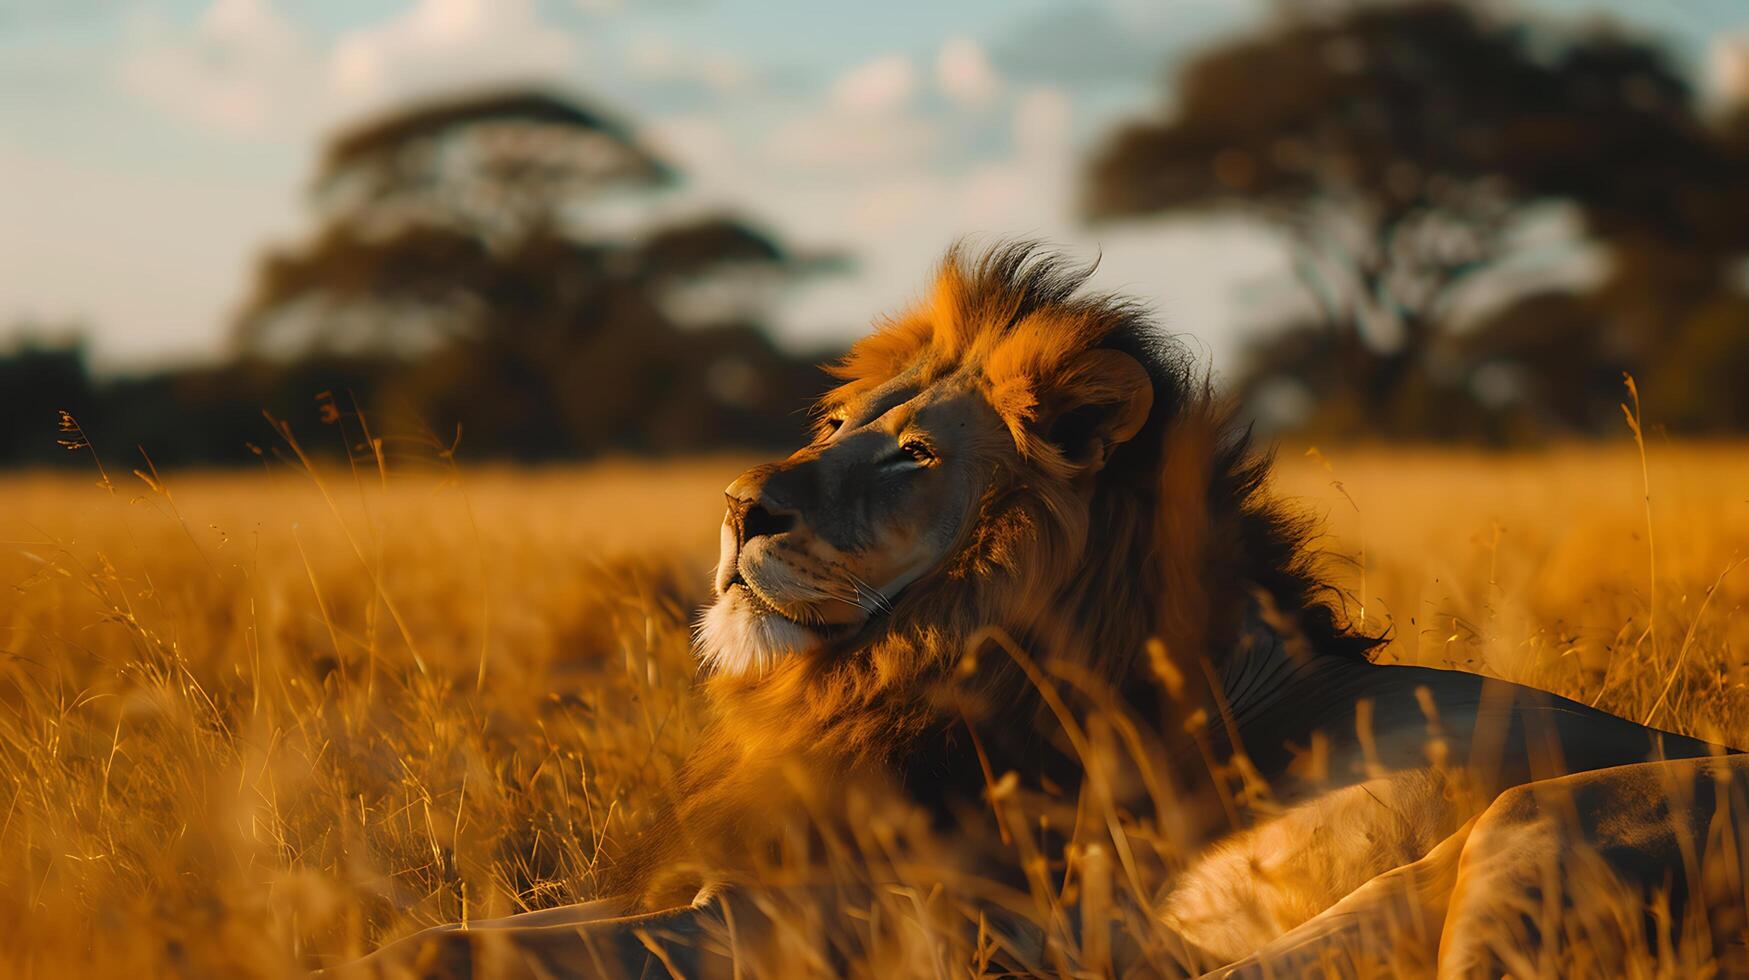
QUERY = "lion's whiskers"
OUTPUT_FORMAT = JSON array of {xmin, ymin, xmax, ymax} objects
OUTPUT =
[{"xmin": 845, "ymin": 573, "xmax": 893, "ymax": 615}]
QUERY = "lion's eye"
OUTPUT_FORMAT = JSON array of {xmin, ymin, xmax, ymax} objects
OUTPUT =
[
  {"xmin": 900, "ymin": 440, "xmax": 936, "ymax": 464},
  {"xmin": 818, "ymin": 417, "xmax": 844, "ymax": 439}
]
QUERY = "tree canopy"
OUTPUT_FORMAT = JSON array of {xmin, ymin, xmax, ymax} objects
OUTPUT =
[
  {"xmin": 1087, "ymin": 0, "xmax": 1749, "ymax": 439},
  {"xmin": 233, "ymin": 87, "xmax": 834, "ymax": 459}
]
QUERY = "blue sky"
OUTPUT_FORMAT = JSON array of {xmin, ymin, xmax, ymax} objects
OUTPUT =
[{"xmin": 2, "ymin": 0, "xmax": 1745, "ymax": 373}]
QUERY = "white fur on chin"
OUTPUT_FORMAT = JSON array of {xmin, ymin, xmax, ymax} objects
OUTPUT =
[{"xmin": 696, "ymin": 590, "xmax": 821, "ymax": 675}]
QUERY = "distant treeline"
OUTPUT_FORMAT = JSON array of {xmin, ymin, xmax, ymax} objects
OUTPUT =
[
  {"xmin": 3, "ymin": 340, "xmax": 375, "ymax": 468},
  {"xmin": 0, "ymin": 333, "xmax": 831, "ymax": 469}
]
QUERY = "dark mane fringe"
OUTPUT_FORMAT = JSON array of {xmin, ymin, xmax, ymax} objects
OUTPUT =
[
  {"xmin": 1213, "ymin": 431, "xmax": 1384, "ymax": 662},
  {"xmin": 946, "ymin": 239, "xmax": 1380, "ymax": 670},
  {"xmin": 946, "ymin": 239, "xmax": 1124, "ymax": 333}
]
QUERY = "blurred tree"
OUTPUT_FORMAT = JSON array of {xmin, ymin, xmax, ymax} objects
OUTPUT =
[
  {"xmin": 237, "ymin": 89, "xmax": 834, "ymax": 458},
  {"xmin": 1457, "ymin": 98, "xmax": 1749, "ymax": 438},
  {"xmin": 0, "ymin": 332, "xmax": 97, "ymax": 466},
  {"xmin": 313, "ymin": 90, "xmax": 673, "ymax": 245},
  {"xmin": 1085, "ymin": 0, "xmax": 1745, "ymax": 437}
]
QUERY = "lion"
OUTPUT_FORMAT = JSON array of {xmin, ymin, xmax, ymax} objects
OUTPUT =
[{"xmin": 347, "ymin": 243, "xmax": 1749, "ymax": 978}]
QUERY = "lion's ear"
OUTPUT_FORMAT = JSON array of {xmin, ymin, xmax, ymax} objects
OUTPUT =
[{"xmin": 1041, "ymin": 349, "xmax": 1153, "ymax": 472}]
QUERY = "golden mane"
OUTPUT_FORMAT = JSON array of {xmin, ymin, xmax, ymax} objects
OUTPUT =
[{"xmin": 609, "ymin": 242, "xmax": 1377, "ymax": 908}]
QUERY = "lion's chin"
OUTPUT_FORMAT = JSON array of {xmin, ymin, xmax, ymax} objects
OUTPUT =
[{"xmin": 696, "ymin": 588, "xmax": 823, "ymax": 675}]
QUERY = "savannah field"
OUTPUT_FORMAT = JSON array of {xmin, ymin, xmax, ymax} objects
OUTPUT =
[{"xmin": 4, "ymin": 428, "xmax": 1749, "ymax": 977}]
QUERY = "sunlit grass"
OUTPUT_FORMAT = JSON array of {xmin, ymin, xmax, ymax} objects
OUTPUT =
[
  {"xmin": 2, "ymin": 429, "xmax": 1747, "ymax": 975},
  {"xmin": 1278, "ymin": 441, "xmax": 1749, "ymax": 746}
]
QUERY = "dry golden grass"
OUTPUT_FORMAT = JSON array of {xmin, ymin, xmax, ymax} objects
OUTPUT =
[
  {"xmin": 1278, "ymin": 441, "xmax": 1749, "ymax": 746},
  {"xmin": 3, "ymin": 430, "xmax": 1748, "ymax": 976}
]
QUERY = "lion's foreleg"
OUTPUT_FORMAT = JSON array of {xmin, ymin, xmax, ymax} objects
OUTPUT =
[{"xmin": 1204, "ymin": 816, "xmax": 1475, "ymax": 978}]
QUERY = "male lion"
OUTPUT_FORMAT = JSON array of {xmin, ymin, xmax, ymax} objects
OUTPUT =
[{"xmin": 351, "ymin": 244, "xmax": 1749, "ymax": 977}]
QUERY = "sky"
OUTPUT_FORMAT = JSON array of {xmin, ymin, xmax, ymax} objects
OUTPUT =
[{"xmin": 2, "ymin": 0, "xmax": 1746, "ymax": 374}]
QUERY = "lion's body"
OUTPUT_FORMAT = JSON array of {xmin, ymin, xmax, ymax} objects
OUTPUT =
[
  {"xmin": 348, "ymin": 245, "xmax": 1748, "ymax": 978},
  {"xmin": 1154, "ymin": 644, "xmax": 1724, "ymax": 967}
]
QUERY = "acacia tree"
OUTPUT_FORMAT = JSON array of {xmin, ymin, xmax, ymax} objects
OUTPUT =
[
  {"xmin": 1457, "ymin": 102, "xmax": 1749, "ymax": 437},
  {"xmin": 237, "ymin": 89, "xmax": 831, "ymax": 457},
  {"xmin": 1084, "ymin": 0, "xmax": 1720, "ymax": 435}
]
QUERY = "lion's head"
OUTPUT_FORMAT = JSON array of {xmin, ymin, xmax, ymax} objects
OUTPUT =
[
  {"xmin": 698, "ymin": 242, "xmax": 1371, "ymax": 695},
  {"xmin": 698, "ymin": 243, "xmax": 1190, "ymax": 682}
]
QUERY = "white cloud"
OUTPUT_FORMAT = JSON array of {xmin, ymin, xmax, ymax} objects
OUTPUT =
[
  {"xmin": 1708, "ymin": 34, "xmax": 1749, "ymax": 107},
  {"xmin": 752, "ymin": 52, "xmax": 950, "ymax": 173},
  {"xmin": 201, "ymin": 0, "xmax": 301, "ymax": 49},
  {"xmin": 844, "ymin": 176, "xmax": 945, "ymax": 235},
  {"xmin": 1012, "ymin": 85, "xmax": 1071, "ymax": 156},
  {"xmin": 830, "ymin": 54, "xmax": 917, "ymax": 114},
  {"xmin": 625, "ymin": 34, "xmax": 752, "ymax": 95},
  {"xmin": 642, "ymin": 114, "xmax": 736, "ymax": 170},
  {"xmin": 625, "ymin": 35, "xmax": 670, "ymax": 75},
  {"xmin": 327, "ymin": 0, "xmax": 577, "ymax": 115},
  {"xmin": 766, "ymin": 111, "xmax": 939, "ymax": 171},
  {"xmin": 956, "ymin": 162, "xmax": 1033, "ymax": 225},
  {"xmin": 119, "ymin": 0, "xmax": 319, "ymax": 136},
  {"xmin": 119, "ymin": 0, "xmax": 580, "ymax": 139},
  {"xmin": 935, "ymin": 37, "xmax": 1001, "ymax": 109}
]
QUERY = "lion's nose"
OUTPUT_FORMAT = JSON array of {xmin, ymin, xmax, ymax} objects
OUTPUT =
[
  {"xmin": 740, "ymin": 502, "xmax": 795, "ymax": 543},
  {"xmin": 724, "ymin": 479, "xmax": 798, "ymax": 547}
]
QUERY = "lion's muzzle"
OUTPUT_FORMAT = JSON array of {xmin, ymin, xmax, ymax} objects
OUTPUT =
[{"xmin": 718, "ymin": 467, "xmax": 800, "ymax": 594}]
